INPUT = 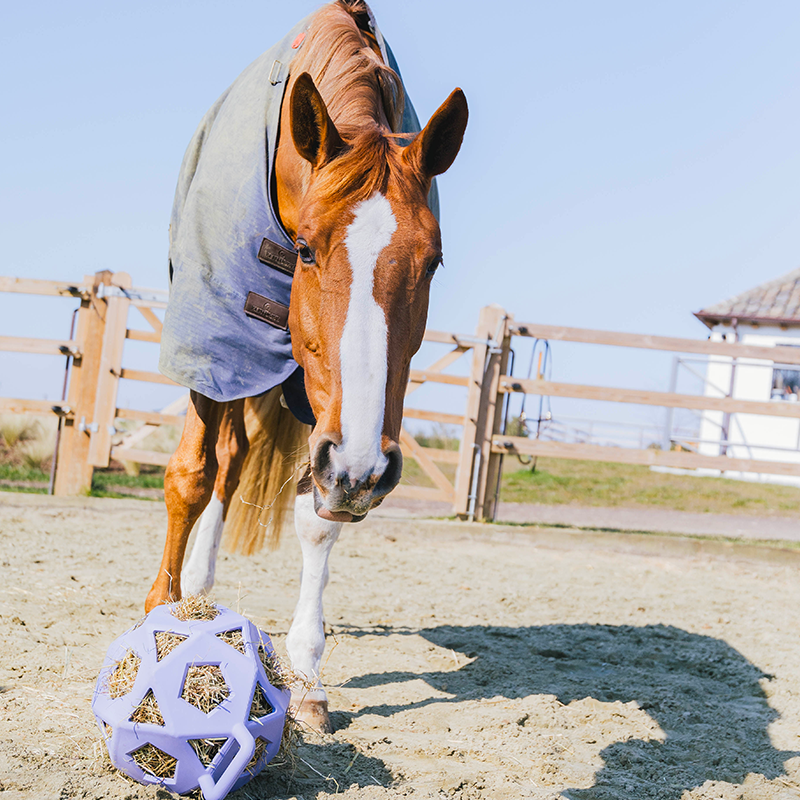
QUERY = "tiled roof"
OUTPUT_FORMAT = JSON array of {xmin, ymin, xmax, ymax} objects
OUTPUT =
[{"xmin": 695, "ymin": 267, "xmax": 800, "ymax": 328}]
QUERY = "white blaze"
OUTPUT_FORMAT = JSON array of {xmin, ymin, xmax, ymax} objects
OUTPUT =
[{"xmin": 337, "ymin": 192, "xmax": 397, "ymax": 482}]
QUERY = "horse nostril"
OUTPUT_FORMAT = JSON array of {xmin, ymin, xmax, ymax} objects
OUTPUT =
[
  {"xmin": 311, "ymin": 435, "xmax": 337, "ymax": 486},
  {"xmin": 335, "ymin": 471, "xmax": 356, "ymax": 491},
  {"xmin": 375, "ymin": 443, "xmax": 403, "ymax": 496},
  {"xmin": 339, "ymin": 472, "xmax": 363, "ymax": 496}
]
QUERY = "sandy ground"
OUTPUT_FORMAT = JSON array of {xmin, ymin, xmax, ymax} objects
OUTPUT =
[{"xmin": 2, "ymin": 493, "xmax": 800, "ymax": 800}]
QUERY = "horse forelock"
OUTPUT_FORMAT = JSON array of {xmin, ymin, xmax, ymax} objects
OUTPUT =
[{"xmin": 312, "ymin": 129, "xmax": 427, "ymax": 211}]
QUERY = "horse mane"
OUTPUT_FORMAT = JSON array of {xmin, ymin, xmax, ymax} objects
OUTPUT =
[
  {"xmin": 293, "ymin": 1, "xmax": 405, "ymax": 132},
  {"xmin": 288, "ymin": 2, "xmax": 425, "ymax": 206}
]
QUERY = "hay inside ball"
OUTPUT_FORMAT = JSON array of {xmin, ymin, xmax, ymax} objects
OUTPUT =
[{"xmin": 92, "ymin": 597, "xmax": 291, "ymax": 799}]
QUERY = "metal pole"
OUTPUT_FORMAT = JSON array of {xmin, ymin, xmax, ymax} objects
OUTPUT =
[
  {"xmin": 48, "ymin": 307, "xmax": 79, "ymax": 495},
  {"xmin": 719, "ymin": 320, "xmax": 739, "ymax": 457},
  {"xmin": 663, "ymin": 355, "xmax": 679, "ymax": 451}
]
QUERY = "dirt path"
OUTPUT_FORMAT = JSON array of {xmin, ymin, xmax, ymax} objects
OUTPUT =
[
  {"xmin": 2, "ymin": 492, "xmax": 800, "ymax": 800},
  {"xmin": 378, "ymin": 497, "xmax": 800, "ymax": 543}
]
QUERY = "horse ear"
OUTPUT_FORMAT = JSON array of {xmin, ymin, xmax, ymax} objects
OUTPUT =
[
  {"xmin": 404, "ymin": 88, "xmax": 468, "ymax": 178},
  {"xmin": 290, "ymin": 72, "xmax": 345, "ymax": 168}
]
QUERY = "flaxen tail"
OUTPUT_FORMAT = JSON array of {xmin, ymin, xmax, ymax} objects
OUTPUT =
[{"xmin": 223, "ymin": 387, "xmax": 310, "ymax": 555}]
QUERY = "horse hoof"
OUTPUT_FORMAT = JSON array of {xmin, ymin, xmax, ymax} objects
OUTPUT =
[{"xmin": 294, "ymin": 698, "xmax": 333, "ymax": 734}]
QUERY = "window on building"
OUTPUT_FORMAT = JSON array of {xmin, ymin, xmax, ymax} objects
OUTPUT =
[{"xmin": 772, "ymin": 368, "xmax": 800, "ymax": 400}]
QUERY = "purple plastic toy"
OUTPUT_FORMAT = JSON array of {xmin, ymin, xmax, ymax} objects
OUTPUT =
[{"xmin": 92, "ymin": 602, "xmax": 290, "ymax": 799}]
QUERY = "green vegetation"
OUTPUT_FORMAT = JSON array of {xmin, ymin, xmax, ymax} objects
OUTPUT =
[
  {"xmin": 390, "ymin": 433, "xmax": 800, "ymax": 520},
  {"xmin": 0, "ymin": 461, "xmax": 49, "ymax": 484},
  {"xmin": 500, "ymin": 457, "xmax": 800, "ymax": 518},
  {"xmin": 412, "ymin": 423, "xmax": 460, "ymax": 451},
  {"xmin": 0, "ymin": 461, "xmax": 48, "ymax": 494},
  {"xmin": 0, "ymin": 412, "xmax": 167, "ymax": 500},
  {"xmin": 0, "ymin": 414, "xmax": 53, "ymax": 495},
  {"xmin": 90, "ymin": 468, "xmax": 165, "ymax": 500}
]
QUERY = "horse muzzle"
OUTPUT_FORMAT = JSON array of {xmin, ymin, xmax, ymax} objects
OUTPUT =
[{"xmin": 310, "ymin": 434, "xmax": 403, "ymax": 522}]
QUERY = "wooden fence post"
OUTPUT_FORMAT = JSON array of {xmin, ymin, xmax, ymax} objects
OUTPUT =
[
  {"xmin": 475, "ymin": 314, "xmax": 513, "ymax": 521},
  {"xmin": 53, "ymin": 271, "xmax": 111, "ymax": 495},
  {"xmin": 87, "ymin": 272, "xmax": 131, "ymax": 467},
  {"xmin": 453, "ymin": 304, "xmax": 509, "ymax": 519}
]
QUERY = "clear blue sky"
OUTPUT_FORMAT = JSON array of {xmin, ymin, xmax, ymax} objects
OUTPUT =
[{"xmin": 2, "ymin": 1, "xmax": 799, "ymax": 432}]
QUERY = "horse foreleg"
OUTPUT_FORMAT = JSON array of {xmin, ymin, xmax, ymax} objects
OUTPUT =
[
  {"xmin": 145, "ymin": 393, "xmax": 223, "ymax": 612},
  {"xmin": 286, "ymin": 488, "xmax": 342, "ymax": 733},
  {"xmin": 181, "ymin": 400, "xmax": 248, "ymax": 596}
]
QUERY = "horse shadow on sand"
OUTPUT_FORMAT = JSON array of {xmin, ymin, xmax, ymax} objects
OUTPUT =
[{"xmin": 328, "ymin": 623, "xmax": 797, "ymax": 800}]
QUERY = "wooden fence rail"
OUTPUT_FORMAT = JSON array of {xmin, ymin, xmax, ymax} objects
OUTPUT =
[
  {"xmin": 499, "ymin": 377, "xmax": 800, "ymax": 419},
  {"xmin": 511, "ymin": 322, "xmax": 800, "ymax": 365}
]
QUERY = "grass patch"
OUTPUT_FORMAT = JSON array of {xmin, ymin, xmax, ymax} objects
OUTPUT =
[
  {"xmin": 0, "ymin": 462, "xmax": 49, "ymax": 483},
  {"xmin": 90, "ymin": 466, "xmax": 164, "ymax": 499},
  {"xmin": 0, "ymin": 484, "xmax": 47, "ymax": 495},
  {"xmin": 92, "ymin": 471, "xmax": 164, "ymax": 490},
  {"xmin": 499, "ymin": 457, "xmax": 800, "ymax": 518}
]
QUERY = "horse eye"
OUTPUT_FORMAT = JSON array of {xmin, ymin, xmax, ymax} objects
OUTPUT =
[
  {"xmin": 296, "ymin": 238, "xmax": 315, "ymax": 265},
  {"xmin": 426, "ymin": 256, "xmax": 442, "ymax": 276}
]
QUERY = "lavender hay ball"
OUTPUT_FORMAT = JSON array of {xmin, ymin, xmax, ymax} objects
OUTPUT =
[{"xmin": 92, "ymin": 599, "xmax": 290, "ymax": 800}]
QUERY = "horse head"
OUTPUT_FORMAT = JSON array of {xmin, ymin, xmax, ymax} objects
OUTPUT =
[{"xmin": 283, "ymin": 72, "xmax": 468, "ymax": 523}]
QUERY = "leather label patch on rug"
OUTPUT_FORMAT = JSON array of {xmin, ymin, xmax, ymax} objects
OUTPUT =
[
  {"xmin": 244, "ymin": 291, "xmax": 290, "ymax": 330},
  {"xmin": 258, "ymin": 238, "xmax": 297, "ymax": 276}
]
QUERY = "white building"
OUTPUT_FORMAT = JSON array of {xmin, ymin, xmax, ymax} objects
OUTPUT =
[{"xmin": 694, "ymin": 268, "xmax": 800, "ymax": 485}]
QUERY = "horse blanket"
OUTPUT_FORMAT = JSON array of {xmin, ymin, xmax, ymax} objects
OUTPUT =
[{"xmin": 158, "ymin": 6, "xmax": 438, "ymax": 425}]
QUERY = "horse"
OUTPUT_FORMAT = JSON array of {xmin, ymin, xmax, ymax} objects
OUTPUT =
[{"xmin": 145, "ymin": 0, "xmax": 468, "ymax": 733}]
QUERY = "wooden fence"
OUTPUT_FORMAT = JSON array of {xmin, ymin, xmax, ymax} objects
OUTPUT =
[
  {"xmin": 486, "ymin": 318, "xmax": 800, "ymax": 517},
  {"xmin": 0, "ymin": 271, "xmax": 483, "ymax": 513},
  {"xmin": 4, "ymin": 271, "xmax": 800, "ymax": 520}
]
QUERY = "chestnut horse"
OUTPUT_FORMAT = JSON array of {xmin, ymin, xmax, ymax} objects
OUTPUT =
[{"xmin": 146, "ymin": 0, "xmax": 467, "ymax": 732}]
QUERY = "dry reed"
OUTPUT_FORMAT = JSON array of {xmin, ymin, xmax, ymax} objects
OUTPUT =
[
  {"xmin": 181, "ymin": 665, "xmax": 229, "ymax": 714},
  {"xmin": 129, "ymin": 689, "xmax": 165, "ymax": 726},
  {"xmin": 272, "ymin": 711, "xmax": 303, "ymax": 771},
  {"xmin": 188, "ymin": 737, "xmax": 226, "ymax": 767},
  {"xmin": 258, "ymin": 643, "xmax": 293, "ymax": 692},
  {"xmin": 0, "ymin": 414, "xmax": 41, "ymax": 449},
  {"xmin": 154, "ymin": 631, "xmax": 188, "ymax": 661},
  {"xmin": 171, "ymin": 594, "xmax": 219, "ymax": 622},
  {"xmin": 216, "ymin": 629, "xmax": 245, "ymax": 654},
  {"xmin": 106, "ymin": 649, "xmax": 141, "ymax": 699},
  {"xmin": 130, "ymin": 743, "xmax": 178, "ymax": 779},
  {"xmin": 18, "ymin": 437, "xmax": 55, "ymax": 471},
  {"xmin": 249, "ymin": 685, "xmax": 274, "ymax": 720},
  {"xmin": 245, "ymin": 737, "xmax": 269, "ymax": 775}
]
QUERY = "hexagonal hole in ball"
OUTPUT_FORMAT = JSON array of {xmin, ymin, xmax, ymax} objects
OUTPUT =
[{"xmin": 181, "ymin": 664, "xmax": 230, "ymax": 714}]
